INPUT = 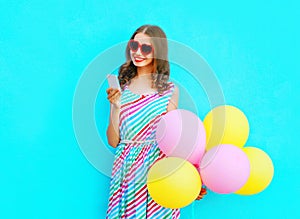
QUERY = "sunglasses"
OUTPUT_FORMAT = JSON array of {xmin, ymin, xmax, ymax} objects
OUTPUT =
[{"xmin": 128, "ymin": 39, "xmax": 154, "ymax": 56}]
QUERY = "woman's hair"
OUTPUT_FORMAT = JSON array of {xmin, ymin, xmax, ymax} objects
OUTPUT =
[{"xmin": 118, "ymin": 24, "xmax": 170, "ymax": 95}]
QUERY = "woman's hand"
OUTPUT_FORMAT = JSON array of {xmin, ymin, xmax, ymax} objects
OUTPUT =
[
  {"xmin": 106, "ymin": 88, "xmax": 121, "ymax": 108},
  {"xmin": 195, "ymin": 187, "xmax": 207, "ymax": 201},
  {"xmin": 106, "ymin": 87, "xmax": 121, "ymax": 147}
]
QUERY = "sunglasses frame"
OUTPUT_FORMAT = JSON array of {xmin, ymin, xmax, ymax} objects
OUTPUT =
[{"xmin": 128, "ymin": 39, "xmax": 154, "ymax": 56}]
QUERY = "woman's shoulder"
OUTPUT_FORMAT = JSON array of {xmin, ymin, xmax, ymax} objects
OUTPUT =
[
  {"xmin": 161, "ymin": 81, "xmax": 178, "ymax": 96},
  {"xmin": 167, "ymin": 81, "xmax": 178, "ymax": 92},
  {"xmin": 167, "ymin": 81, "xmax": 174, "ymax": 87}
]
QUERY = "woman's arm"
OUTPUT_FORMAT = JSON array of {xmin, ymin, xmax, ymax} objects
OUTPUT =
[
  {"xmin": 106, "ymin": 105, "xmax": 120, "ymax": 148},
  {"xmin": 106, "ymin": 88, "xmax": 121, "ymax": 148},
  {"xmin": 167, "ymin": 85, "xmax": 179, "ymax": 112}
]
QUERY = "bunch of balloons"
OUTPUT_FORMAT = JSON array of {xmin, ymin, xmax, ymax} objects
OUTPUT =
[
  {"xmin": 146, "ymin": 106, "xmax": 274, "ymax": 209},
  {"xmin": 201, "ymin": 105, "xmax": 274, "ymax": 195}
]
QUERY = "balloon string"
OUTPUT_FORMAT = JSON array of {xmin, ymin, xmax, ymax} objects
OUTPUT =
[{"xmin": 192, "ymin": 201, "xmax": 195, "ymax": 219}]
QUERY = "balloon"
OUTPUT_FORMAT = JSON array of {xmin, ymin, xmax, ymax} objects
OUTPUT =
[
  {"xmin": 155, "ymin": 109, "xmax": 206, "ymax": 165},
  {"xmin": 235, "ymin": 147, "xmax": 274, "ymax": 195},
  {"xmin": 200, "ymin": 144, "xmax": 250, "ymax": 194},
  {"xmin": 203, "ymin": 105, "xmax": 249, "ymax": 150},
  {"xmin": 147, "ymin": 157, "xmax": 201, "ymax": 208}
]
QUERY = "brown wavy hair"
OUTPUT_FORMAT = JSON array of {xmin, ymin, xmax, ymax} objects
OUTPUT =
[{"xmin": 118, "ymin": 25, "xmax": 170, "ymax": 95}]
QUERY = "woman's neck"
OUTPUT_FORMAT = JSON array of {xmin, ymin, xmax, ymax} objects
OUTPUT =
[
  {"xmin": 131, "ymin": 64, "xmax": 155, "ymax": 90},
  {"xmin": 136, "ymin": 64, "xmax": 153, "ymax": 77}
]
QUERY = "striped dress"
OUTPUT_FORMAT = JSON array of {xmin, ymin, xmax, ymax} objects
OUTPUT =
[{"xmin": 106, "ymin": 81, "xmax": 180, "ymax": 219}]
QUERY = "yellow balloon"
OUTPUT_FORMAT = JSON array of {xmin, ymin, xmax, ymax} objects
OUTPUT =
[
  {"xmin": 203, "ymin": 105, "xmax": 249, "ymax": 150},
  {"xmin": 235, "ymin": 147, "xmax": 274, "ymax": 195},
  {"xmin": 147, "ymin": 157, "xmax": 201, "ymax": 209}
]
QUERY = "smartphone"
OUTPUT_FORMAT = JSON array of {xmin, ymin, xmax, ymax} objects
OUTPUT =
[{"xmin": 107, "ymin": 74, "xmax": 121, "ymax": 90}]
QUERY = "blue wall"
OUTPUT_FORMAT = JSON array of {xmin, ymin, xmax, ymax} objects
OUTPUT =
[{"xmin": 1, "ymin": 0, "xmax": 298, "ymax": 218}]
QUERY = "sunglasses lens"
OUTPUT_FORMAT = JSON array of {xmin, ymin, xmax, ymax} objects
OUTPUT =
[
  {"xmin": 141, "ymin": 44, "xmax": 153, "ymax": 55},
  {"xmin": 129, "ymin": 41, "xmax": 138, "ymax": 51}
]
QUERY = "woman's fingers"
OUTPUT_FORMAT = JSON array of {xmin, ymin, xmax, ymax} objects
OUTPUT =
[
  {"xmin": 196, "ymin": 194, "xmax": 203, "ymax": 200},
  {"xmin": 107, "ymin": 89, "xmax": 119, "ymax": 98},
  {"xmin": 106, "ymin": 88, "xmax": 112, "ymax": 94},
  {"xmin": 200, "ymin": 187, "xmax": 207, "ymax": 195},
  {"xmin": 200, "ymin": 190, "xmax": 207, "ymax": 195},
  {"xmin": 195, "ymin": 187, "xmax": 207, "ymax": 201},
  {"xmin": 107, "ymin": 89, "xmax": 121, "ymax": 105}
]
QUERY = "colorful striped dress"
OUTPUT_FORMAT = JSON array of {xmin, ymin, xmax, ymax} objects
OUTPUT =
[{"xmin": 106, "ymin": 81, "xmax": 180, "ymax": 219}]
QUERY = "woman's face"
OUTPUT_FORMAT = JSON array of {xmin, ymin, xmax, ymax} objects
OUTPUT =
[{"xmin": 129, "ymin": 33, "xmax": 154, "ymax": 68}]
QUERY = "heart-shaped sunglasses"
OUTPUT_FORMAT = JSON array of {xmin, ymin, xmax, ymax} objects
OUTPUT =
[{"xmin": 128, "ymin": 40, "xmax": 154, "ymax": 56}]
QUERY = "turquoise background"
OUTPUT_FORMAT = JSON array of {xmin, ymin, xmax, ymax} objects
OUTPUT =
[{"xmin": 1, "ymin": 0, "xmax": 299, "ymax": 218}]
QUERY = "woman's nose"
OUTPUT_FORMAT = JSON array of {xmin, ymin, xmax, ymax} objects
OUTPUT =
[{"xmin": 135, "ymin": 47, "xmax": 142, "ymax": 56}]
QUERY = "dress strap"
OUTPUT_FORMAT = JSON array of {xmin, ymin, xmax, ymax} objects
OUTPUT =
[{"xmin": 169, "ymin": 81, "xmax": 176, "ymax": 93}]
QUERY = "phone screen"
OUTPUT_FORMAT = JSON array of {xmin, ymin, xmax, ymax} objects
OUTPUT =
[{"xmin": 107, "ymin": 74, "xmax": 121, "ymax": 90}]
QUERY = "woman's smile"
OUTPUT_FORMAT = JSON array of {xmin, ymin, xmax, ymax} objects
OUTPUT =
[{"xmin": 133, "ymin": 56, "xmax": 147, "ymax": 62}]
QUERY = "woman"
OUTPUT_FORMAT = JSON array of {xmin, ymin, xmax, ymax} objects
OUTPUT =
[{"xmin": 106, "ymin": 24, "xmax": 205, "ymax": 218}]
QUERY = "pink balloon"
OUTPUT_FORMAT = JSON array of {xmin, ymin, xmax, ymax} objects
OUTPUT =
[
  {"xmin": 200, "ymin": 144, "xmax": 250, "ymax": 194},
  {"xmin": 155, "ymin": 109, "xmax": 206, "ymax": 165}
]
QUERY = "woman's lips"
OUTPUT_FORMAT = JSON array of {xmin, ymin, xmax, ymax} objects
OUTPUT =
[{"xmin": 134, "ymin": 57, "xmax": 146, "ymax": 62}]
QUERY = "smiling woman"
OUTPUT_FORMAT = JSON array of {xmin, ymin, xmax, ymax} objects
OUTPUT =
[{"xmin": 105, "ymin": 24, "xmax": 181, "ymax": 218}]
